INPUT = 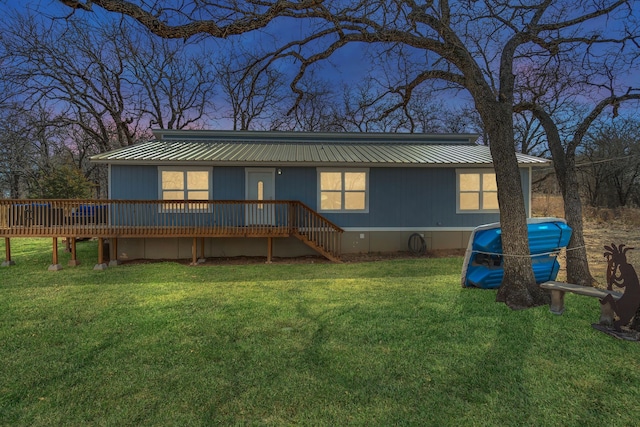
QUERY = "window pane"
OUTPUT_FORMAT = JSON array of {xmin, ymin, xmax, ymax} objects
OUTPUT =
[
  {"xmin": 162, "ymin": 171, "xmax": 184, "ymax": 190},
  {"xmin": 163, "ymin": 191, "xmax": 184, "ymax": 200},
  {"xmin": 460, "ymin": 173, "xmax": 480, "ymax": 191},
  {"xmin": 483, "ymin": 192, "xmax": 499, "ymax": 209},
  {"xmin": 345, "ymin": 192, "xmax": 365, "ymax": 210},
  {"xmin": 460, "ymin": 193, "xmax": 480, "ymax": 210},
  {"xmin": 482, "ymin": 173, "xmax": 497, "ymax": 191},
  {"xmin": 257, "ymin": 181, "xmax": 264, "ymax": 201},
  {"xmin": 321, "ymin": 172, "xmax": 342, "ymax": 191},
  {"xmin": 321, "ymin": 192, "xmax": 342, "ymax": 210},
  {"xmin": 345, "ymin": 172, "xmax": 366, "ymax": 191},
  {"xmin": 187, "ymin": 191, "xmax": 209, "ymax": 200},
  {"xmin": 187, "ymin": 171, "xmax": 209, "ymax": 190}
]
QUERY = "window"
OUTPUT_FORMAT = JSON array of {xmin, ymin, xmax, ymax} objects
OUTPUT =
[
  {"xmin": 457, "ymin": 170, "xmax": 498, "ymax": 212},
  {"xmin": 318, "ymin": 169, "xmax": 368, "ymax": 212},
  {"xmin": 159, "ymin": 167, "xmax": 211, "ymax": 210},
  {"xmin": 257, "ymin": 180, "xmax": 264, "ymax": 208}
]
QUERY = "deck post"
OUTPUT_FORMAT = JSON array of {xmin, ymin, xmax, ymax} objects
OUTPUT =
[
  {"xmin": 48, "ymin": 237, "xmax": 62, "ymax": 271},
  {"xmin": 94, "ymin": 237, "xmax": 107, "ymax": 270},
  {"xmin": 109, "ymin": 238, "xmax": 119, "ymax": 267},
  {"xmin": 198, "ymin": 237, "xmax": 206, "ymax": 264},
  {"xmin": 68, "ymin": 237, "xmax": 80, "ymax": 267},
  {"xmin": 1, "ymin": 238, "xmax": 15, "ymax": 267},
  {"xmin": 190, "ymin": 237, "xmax": 198, "ymax": 266},
  {"xmin": 266, "ymin": 237, "xmax": 273, "ymax": 264},
  {"xmin": 288, "ymin": 202, "xmax": 296, "ymax": 234}
]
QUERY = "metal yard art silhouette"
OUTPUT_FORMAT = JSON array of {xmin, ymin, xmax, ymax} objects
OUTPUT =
[{"xmin": 600, "ymin": 243, "xmax": 640, "ymax": 333}]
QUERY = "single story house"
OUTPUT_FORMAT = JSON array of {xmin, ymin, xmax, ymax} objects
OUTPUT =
[{"xmin": 90, "ymin": 130, "xmax": 548, "ymax": 261}]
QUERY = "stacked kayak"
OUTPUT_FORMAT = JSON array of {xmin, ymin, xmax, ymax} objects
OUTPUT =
[{"xmin": 461, "ymin": 218, "xmax": 572, "ymax": 289}]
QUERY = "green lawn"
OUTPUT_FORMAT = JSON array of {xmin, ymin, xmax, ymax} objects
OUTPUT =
[{"xmin": 1, "ymin": 238, "xmax": 640, "ymax": 426}]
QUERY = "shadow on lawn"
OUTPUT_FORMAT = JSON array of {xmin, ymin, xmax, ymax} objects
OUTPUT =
[
  {"xmin": 3, "ymin": 238, "xmax": 464, "ymax": 275},
  {"xmin": 445, "ymin": 288, "xmax": 535, "ymax": 423},
  {"xmin": 2, "ymin": 242, "xmax": 464, "ymax": 287}
]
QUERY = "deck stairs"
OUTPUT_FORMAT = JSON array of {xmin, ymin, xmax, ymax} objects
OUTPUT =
[{"xmin": 288, "ymin": 201, "xmax": 343, "ymax": 262}]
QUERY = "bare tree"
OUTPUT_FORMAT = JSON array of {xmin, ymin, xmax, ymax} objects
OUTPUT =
[
  {"xmin": 215, "ymin": 50, "xmax": 289, "ymax": 130},
  {"xmin": 56, "ymin": 0, "xmax": 639, "ymax": 308},
  {"xmin": 2, "ymin": 10, "xmax": 219, "ymax": 195},
  {"xmin": 515, "ymin": 39, "xmax": 640, "ymax": 287},
  {"xmin": 581, "ymin": 118, "xmax": 640, "ymax": 208},
  {"xmin": 122, "ymin": 26, "xmax": 217, "ymax": 130},
  {"xmin": 0, "ymin": 102, "xmax": 77, "ymax": 198},
  {"xmin": 337, "ymin": 79, "xmax": 395, "ymax": 132},
  {"xmin": 2, "ymin": 12, "xmax": 216, "ymax": 149},
  {"xmin": 2, "ymin": 15, "xmax": 142, "ymax": 152},
  {"xmin": 514, "ymin": 112, "xmax": 548, "ymax": 157},
  {"xmin": 0, "ymin": 104, "xmax": 35, "ymax": 198},
  {"xmin": 277, "ymin": 74, "xmax": 342, "ymax": 132}
]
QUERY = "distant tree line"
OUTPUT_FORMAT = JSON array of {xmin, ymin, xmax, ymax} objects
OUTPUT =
[
  {"xmin": 534, "ymin": 117, "xmax": 640, "ymax": 209},
  {"xmin": 579, "ymin": 118, "xmax": 640, "ymax": 209}
]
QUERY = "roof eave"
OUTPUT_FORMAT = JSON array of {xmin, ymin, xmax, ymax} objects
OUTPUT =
[{"xmin": 91, "ymin": 159, "xmax": 546, "ymax": 167}]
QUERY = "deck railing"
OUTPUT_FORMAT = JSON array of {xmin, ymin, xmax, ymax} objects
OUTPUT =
[
  {"xmin": 290, "ymin": 201, "xmax": 343, "ymax": 259},
  {"xmin": 0, "ymin": 199, "xmax": 343, "ymax": 259}
]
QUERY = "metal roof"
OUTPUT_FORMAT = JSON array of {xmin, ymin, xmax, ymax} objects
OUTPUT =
[{"xmin": 91, "ymin": 131, "xmax": 549, "ymax": 166}]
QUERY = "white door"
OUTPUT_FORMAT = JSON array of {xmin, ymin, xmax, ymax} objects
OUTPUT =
[{"xmin": 245, "ymin": 168, "xmax": 275, "ymax": 225}]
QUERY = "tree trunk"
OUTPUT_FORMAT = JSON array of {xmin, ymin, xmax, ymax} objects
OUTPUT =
[
  {"xmin": 483, "ymin": 106, "xmax": 548, "ymax": 309},
  {"xmin": 530, "ymin": 104, "xmax": 595, "ymax": 288},
  {"xmin": 562, "ymin": 165, "xmax": 594, "ymax": 287}
]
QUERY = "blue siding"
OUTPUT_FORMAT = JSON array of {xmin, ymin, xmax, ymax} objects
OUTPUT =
[
  {"xmin": 111, "ymin": 165, "xmax": 157, "ymax": 199},
  {"xmin": 213, "ymin": 168, "xmax": 244, "ymax": 199},
  {"xmin": 275, "ymin": 168, "xmax": 317, "ymax": 207},
  {"xmin": 270, "ymin": 166, "xmax": 531, "ymax": 228},
  {"xmin": 109, "ymin": 164, "xmax": 532, "ymax": 229},
  {"xmin": 111, "ymin": 165, "xmax": 246, "ymax": 200},
  {"xmin": 309, "ymin": 167, "xmax": 531, "ymax": 228}
]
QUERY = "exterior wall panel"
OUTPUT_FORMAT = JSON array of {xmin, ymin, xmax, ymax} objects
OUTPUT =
[
  {"xmin": 111, "ymin": 165, "xmax": 531, "ymax": 227},
  {"xmin": 320, "ymin": 167, "xmax": 509, "ymax": 228},
  {"xmin": 213, "ymin": 167, "xmax": 244, "ymax": 199},
  {"xmin": 275, "ymin": 167, "xmax": 317, "ymax": 207},
  {"xmin": 111, "ymin": 165, "xmax": 158, "ymax": 199}
]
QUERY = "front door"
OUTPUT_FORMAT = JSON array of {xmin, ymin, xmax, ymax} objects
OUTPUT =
[{"xmin": 245, "ymin": 168, "xmax": 276, "ymax": 225}]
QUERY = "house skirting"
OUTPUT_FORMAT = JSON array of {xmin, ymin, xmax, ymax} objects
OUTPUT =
[
  {"xmin": 111, "ymin": 229, "xmax": 473, "ymax": 261},
  {"xmin": 341, "ymin": 229, "xmax": 473, "ymax": 253}
]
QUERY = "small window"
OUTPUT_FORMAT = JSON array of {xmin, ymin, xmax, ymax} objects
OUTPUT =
[
  {"xmin": 318, "ymin": 169, "xmax": 368, "ymax": 212},
  {"xmin": 159, "ymin": 167, "xmax": 211, "ymax": 211},
  {"xmin": 457, "ymin": 170, "xmax": 499, "ymax": 212},
  {"xmin": 257, "ymin": 180, "xmax": 264, "ymax": 209}
]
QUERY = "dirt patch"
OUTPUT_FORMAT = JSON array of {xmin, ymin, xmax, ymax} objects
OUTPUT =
[
  {"xmin": 118, "ymin": 249, "xmax": 466, "ymax": 266},
  {"xmin": 204, "ymin": 248, "xmax": 467, "ymax": 265},
  {"xmin": 560, "ymin": 220, "xmax": 640, "ymax": 287},
  {"xmin": 533, "ymin": 195, "xmax": 640, "ymax": 286}
]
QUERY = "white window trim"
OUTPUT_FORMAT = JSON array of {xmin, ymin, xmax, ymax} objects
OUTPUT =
[
  {"xmin": 456, "ymin": 169, "xmax": 500, "ymax": 214},
  {"xmin": 317, "ymin": 168, "xmax": 369, "ymax": 213},
  {"xmin": 158, "ymin": 166, "xmax": 213, "ymax": 212}
]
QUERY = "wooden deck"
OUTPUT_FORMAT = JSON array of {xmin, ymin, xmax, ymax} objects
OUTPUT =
[{"xmin": 0, "ymin": 199, "xmax": 343, "ymax": 267}]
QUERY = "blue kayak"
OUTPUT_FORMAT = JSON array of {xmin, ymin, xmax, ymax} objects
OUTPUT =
[{"xmin": 461, "ymin": 218, "xmax": 572, "ymax": 289}]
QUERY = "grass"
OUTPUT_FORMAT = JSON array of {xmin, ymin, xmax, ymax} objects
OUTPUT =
[{"xmin": 2, "ymin": 239, "xmax": 640, "ymax": 426}]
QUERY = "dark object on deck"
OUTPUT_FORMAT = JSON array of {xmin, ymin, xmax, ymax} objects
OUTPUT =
[
  {"xmin": 71, "ymin": 204, "xmax": 109, "ymax": 225},
  {"xmin": 8, "ymin": 203, "xmax": 65, "ymax": 227}
]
